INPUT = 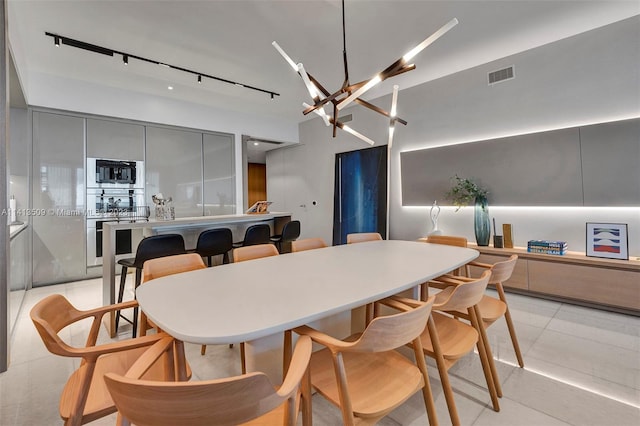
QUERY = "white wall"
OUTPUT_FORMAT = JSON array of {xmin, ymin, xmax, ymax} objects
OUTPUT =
[{"xmin": 268, "ymin": 16, "xmax": 640, "ymax": 256}]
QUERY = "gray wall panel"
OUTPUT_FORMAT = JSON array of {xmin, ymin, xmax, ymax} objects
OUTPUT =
[
  {"xmin": 580, "ymin": 119, "xmax": 640, "ymax": 206},
  {"xmin": 401, "ymin": 128, "xmax": 584, "ymax": 206}
]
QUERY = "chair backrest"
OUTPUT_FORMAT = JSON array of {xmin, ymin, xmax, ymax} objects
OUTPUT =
[
  {"xmin": 346, "ymin": 232, "xmax": 383, "ymax": 244},
  {"xmin": 30, "ymin": 294, "xmax": 82, "ymax": 357},
  {"xmin": 292, "ymin": 237, "xmax": 327, "ymax": 252},
  {"xmin": 344, "ymin": 297, "xmax": 435, "ymax": 353},
  {"xmin": 281, "ymin": 220, "xmax": 301, "ymax": 242},
  {"xmin": 488, "ymin": 254, "xmax": 518, "ymax": 284},
  {"xmin": 104, "ymin": 336, "xmax": 313, "ymax": 426},
  {"xmin": 195, "ymin": 228, "xmax": 233, "ymax": 257},
  {"xmin": 233, "ymin": 243, "xmax": 279, "ymax": 263},
  {"xmin": 134, "ymin": 234, "xmax": 186, "ymax": 267},
  {"xmin": 426, "ymin": 235, "xmax": 467, "ymax": 247},
  {"xmin": 434, "ymin": 270, "xmax": 491, "ymax": 312},
  {"xmin": 143, "ymin": 253, "xmax": 206, "ymax": 283},
  {"xmin": 242, "ymin": 224, "xmax": 271, "ymax": 246}
]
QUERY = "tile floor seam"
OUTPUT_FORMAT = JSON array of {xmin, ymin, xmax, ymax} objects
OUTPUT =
[
  {"xmin": 543, "ymin": 323, "xmax": 640, "ymax": 352},
  {"xmin": 518, "ymin": 352, "xmax": 640, "ymax": 397}
]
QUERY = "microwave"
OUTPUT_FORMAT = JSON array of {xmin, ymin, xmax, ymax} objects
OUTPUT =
[{"xmin": 87, "ymin": 158, "xmax": 144, "ymax": 188}]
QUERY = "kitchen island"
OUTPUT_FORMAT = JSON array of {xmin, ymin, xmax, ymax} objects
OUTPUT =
[{"xmin": 102, "ymin": 212, "xmax": 291, "ymax": 336}]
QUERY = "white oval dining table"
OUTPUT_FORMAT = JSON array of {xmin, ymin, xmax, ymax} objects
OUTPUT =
[{"xmin": 136, "ymin": 239, "xmax": 478, "ymax": 380}]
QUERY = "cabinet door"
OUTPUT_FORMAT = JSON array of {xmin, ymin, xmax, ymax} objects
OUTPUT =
[
  {"xmin": 32, "ymin": 112, "xmax": 86, "ymax": 285},
  {"xmin": 528, "ymin": 260, "xmax": 640, "ymax": 310},
  {"xmin": 86, "ymin": 118, "xmax": 144, "ymax": 161},
  {"xmin": 203, "ymin": 132, "xmax": 235, "ymax": 215},
  {"xmin": 146, "ymin": 126, "xmax": 203, "ymax": 218}
]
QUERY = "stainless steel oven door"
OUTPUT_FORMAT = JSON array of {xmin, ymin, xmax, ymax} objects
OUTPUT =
[{"xmin": 87, "ymin": 158, "xmax": 144, "ymax": 189}]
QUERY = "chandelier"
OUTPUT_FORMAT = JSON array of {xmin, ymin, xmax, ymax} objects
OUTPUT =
[{"xmin": 273, "ymin": 0, "xmax": 457, "ymax": 146}]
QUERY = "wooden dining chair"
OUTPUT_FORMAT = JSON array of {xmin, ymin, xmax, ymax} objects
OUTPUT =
[
  {"xmin": 394, "ymin": 269, "xmax": 500, "ymax": 425},
  {"xmin": 425, "ymin": 234, "xmax": 470, "ymax": 277},
  {"xmin": 139, "ymin": 253, "xmax": 209, "ymax": 356},
  {"xmin": 438, "ymin": 254, "xmax": 524, "ymax": 367},
  {"xmin": 294, "ymin": 297, "xmax": 438, "ymax": 426},
  {"xmin": 30, "ymin": 294, "xmax": 187, "ymax": 426},
  {"xmin": 231, "ymin": 243, "xmax": 280, "ymax": 372},
  {"xmin": 292, "ymin": 237, "xmax": 328, "ymax": 252},
  {"xmin": 233, "ymin": 243, "xmax": 279, "ymax": 262},
  {"xmin": 346, "ymin": 232, "xmax": 383, "ymax": 244},
  {"xmin": 105, "ymin": 335, "xmax": 313, "ymax": 426}
]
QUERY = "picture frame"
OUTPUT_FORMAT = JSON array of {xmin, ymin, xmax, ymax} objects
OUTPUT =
[{"xmin": 586, "ymin": 223, "xmax": 628, "ymax": 260}]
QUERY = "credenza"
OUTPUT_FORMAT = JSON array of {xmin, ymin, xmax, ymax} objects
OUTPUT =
[{"xmin": 467, "ymin": 245, "xmax": 640, "ymax": 315}]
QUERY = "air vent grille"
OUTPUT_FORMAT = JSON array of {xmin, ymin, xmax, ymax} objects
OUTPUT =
[{"xmin": 488, "ymin": 66, "xmax": 514, "ymax": 85}]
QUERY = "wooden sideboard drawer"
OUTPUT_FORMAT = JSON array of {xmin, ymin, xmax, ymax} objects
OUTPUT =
[{"xmin": 528, "ymin": 260, "xmax": 640, "ymax": 311}]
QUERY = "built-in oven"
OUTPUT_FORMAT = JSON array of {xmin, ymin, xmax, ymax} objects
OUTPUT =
[{"xmin": 86, "ymin": 158, "xmax": 146, "ymax": 267}]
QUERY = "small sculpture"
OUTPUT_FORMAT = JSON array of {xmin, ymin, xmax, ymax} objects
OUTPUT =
[{"xmin": 428, "ymin": 200, "xmax": 442, "ymax": 235}]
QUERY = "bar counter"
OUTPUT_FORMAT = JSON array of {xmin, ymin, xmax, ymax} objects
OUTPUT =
[{"xmin": 102, "ymin": 212, "xmax": 291, "ymax": 336}]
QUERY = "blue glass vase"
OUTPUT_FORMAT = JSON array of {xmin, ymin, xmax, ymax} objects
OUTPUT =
[{"xmin": 474, "ymin": 195, "xmax": 490, "ymax": 246}]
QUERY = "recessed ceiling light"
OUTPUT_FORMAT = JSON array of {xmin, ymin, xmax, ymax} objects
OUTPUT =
[
  {"xmin": 167, "ymin": 86, "xmax": 174, "ymax": 90},
  {"xmin": 253, "ymin": 142, "xmax": 259, "ymax": 146}
]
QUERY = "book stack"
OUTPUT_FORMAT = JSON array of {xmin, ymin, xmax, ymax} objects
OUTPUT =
[{"xmin": 527, "ymin": 240, "xmax": 568, "ymax": 255}]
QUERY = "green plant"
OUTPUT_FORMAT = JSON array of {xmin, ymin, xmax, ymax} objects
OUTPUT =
[{"xmin": 446, "ymin": 175, "xmax": 488, "ymax": 211}]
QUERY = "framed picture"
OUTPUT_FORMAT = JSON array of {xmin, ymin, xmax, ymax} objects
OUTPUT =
[{"xmin": 586, "ymin": 223, "xmax": 628, "ymax": 260}]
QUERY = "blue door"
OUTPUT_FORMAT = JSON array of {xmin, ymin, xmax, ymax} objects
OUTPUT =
[{"xmin": 333, "ymin": 146, "xmax": 387, "ymax": 245}]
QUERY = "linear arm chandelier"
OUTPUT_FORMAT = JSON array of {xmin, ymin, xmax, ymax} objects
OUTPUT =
[{"xmin": 273, "ymin": 0, "xmax": 457, "ymax": 146}]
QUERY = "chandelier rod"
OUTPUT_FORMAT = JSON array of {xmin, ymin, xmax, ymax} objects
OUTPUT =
[{"xmin": 342, "ymin": 0, "xmax": 350, "ymax": 88}]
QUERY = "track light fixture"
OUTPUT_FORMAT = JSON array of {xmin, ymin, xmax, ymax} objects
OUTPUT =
[
  {"xmin": 273, "ymin": 0, "xmax": 457, "ymax": 146},
  {"xmin": 45, "ymin": 32, "xmax": 279, "ymax": 99}
]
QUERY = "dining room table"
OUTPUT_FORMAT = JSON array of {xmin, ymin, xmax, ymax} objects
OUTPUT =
[{"xmin": 136, "ymin": 239, "xmax": 479, "ymax": 381}]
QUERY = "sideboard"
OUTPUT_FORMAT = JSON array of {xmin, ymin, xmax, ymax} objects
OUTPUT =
[{"xmin": 467, "ymin": 244, "xmax": 640, "ymax": 315}]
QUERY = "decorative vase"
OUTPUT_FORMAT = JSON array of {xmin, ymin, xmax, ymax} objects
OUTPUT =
[
  {"xmin": 474, "ymin": 195, "xmax": 490, "ymax": 246},
  {"xmin": 428, "ymin": 200, "xmax": 443, "ymax": 235}
]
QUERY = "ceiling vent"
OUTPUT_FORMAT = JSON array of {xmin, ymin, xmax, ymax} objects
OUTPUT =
[{"xmin": 488, "ymin": 66, "xmax": 514, "ymax": 85}]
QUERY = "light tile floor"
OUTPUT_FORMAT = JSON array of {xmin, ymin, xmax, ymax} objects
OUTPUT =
[{"xmin": 1, "ymin": 277, "xmax": 639, "ymax": 425}]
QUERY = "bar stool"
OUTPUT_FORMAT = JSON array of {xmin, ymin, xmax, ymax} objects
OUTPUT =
[
  {"xmin": 115, "ymin": 234, "xmax": 186, "ymax": 337},
  {"xmin": 194, "ymin": 228, "xmax": 233, "ymax": 266},
  {"xmin": 232, "ymin": 223, "xmax": 271, "ymax": 248},
  {"xmin": 270, "ymin": 220, "xmax": 300, "ymax": 253}
]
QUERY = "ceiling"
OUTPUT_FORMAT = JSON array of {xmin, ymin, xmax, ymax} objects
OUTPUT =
[{"xmin": 8, "ymin": 1, "xmax": 639, "ymax": 124}]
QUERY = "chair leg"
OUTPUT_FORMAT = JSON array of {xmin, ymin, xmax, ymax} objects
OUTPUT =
[
  {"xmin": 223, "ymin": 252, "xmax": 230, "ymax": 264},
  {"xmin": 131, "ymin": 268, "xmax": 142, "ymax": 338},
  {"xmin": 200, "ymin": 345, "xmax": 207, "ymax": 355},
  {"xmin": 496, "ymin": 284, "xmax": 524, "ymax": 367},
  {"xmin": 283, "ymin": 330, "xmax": 292, "ymax": 379},
  {"xmin": 427, "ymin": 316, "xmax": 460, "ymax": 425},
  {"xmin": 469, "ymin": 306, "xmax": 500, "ymax": 411},
  {"xmin": 240, "ymin": 342, "xmax": 247, "ymax": 374},
  {"xmin": 206, "ymin": 256, "xmax": 212, "ymax": 267},
  {"xmin": 115, "ymin": 266, "xmax": 128, "ymax": 332},
  {"xmin": 413, "ymin": 337, "xmax": 439, "ymax": 426}
]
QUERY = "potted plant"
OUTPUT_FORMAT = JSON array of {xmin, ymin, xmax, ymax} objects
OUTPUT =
[{"xmin": 446, "ymin": 175, "xmax": 490, "ymax": 246}]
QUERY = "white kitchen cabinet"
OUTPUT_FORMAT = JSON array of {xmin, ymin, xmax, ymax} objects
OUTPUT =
[{"xmin": 32, "ymin": 111, "xmax": 86, "ymax": 285}]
